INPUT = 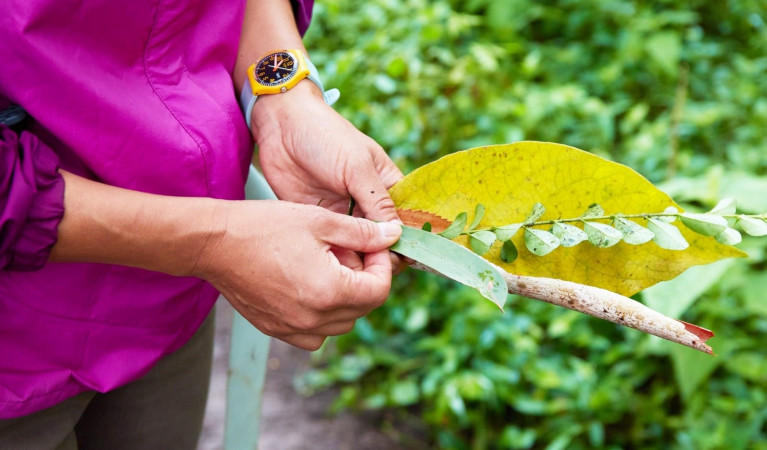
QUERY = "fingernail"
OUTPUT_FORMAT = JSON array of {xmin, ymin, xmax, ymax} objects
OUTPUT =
[{"xmin": 378, "ymin": 221, "xmax": 402, "ymax": 238}]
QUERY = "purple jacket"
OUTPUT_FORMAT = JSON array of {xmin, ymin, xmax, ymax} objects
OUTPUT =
[{"xmin": 0, "ymin": 0, "xmax": 313, "ymax": 419}]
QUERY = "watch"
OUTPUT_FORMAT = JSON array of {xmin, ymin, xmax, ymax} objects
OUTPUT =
[{"xmin": 239, "ymin": 49, "xmax": 340, "ymax": 131}]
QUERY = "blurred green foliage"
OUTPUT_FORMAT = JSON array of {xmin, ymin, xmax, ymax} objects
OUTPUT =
[{"xmin": 301, "ymin": 0, "xmax": 767, "ymax": 448}]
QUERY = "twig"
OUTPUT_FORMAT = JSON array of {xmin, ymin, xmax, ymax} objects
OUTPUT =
[{"xmin": 410, "ymin": 262, "xmax": 714, "ymax": 355}]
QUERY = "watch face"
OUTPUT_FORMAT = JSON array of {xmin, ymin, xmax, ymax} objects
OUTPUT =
[{"xmin": 254, "ymin": 51, "xmax": 298, "ymax": 86}]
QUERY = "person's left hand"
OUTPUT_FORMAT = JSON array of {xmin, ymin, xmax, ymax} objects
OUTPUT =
[{"xmin": 250, "ymin": 81, "xmax": 404, "ymax": 224}]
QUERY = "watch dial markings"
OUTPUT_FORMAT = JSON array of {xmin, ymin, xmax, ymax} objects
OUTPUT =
[{"xmin": 255, "ymin": 51, "xmax": 298, "ymax": 87}]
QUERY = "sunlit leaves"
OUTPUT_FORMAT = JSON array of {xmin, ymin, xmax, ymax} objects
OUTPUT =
[
  {"xmin": 493, "ymin": 224, "xmax": 523, "ymax": 241},
  {"xmin": 613, "ymin": 217, "xmax": 654, "ymax": 245},
  {"xmin": 738, "ymin": 216, "xmax": 767, "ymax": 236},
  {"xmin": 679, "ymin": 213, "xmax": 728, "ymax": 237},
  {"xmin": 709, "ymin": 198, "xmax": 737, "ymax": 216},
  {"xmin": 390, "ymin": 142, "xmax": 746, "ymax": 296},
  {"xmin": 439, "ymin": 212, "xmax": 467, "ymax": 239},
  {"xmin": 524, "ymin": 228, "xmax": 560, "ymax": 256},
  {"xmin": 715, "ymin": 227, "xmax": 742, "ymax": 246},
  {"xmin": 551, "ymin": 222, "xmax": 588, "ymax": 247},
  {"xmin": 467, "ymin": 203, "xmax": 486, "ymax": 231},
  {"xmin": 647, "ymin": 218, "xmax": 689, "ymax": 250},
  {"xmin": 431, "ymin": 200, "xmax": 763, "ymax": 258},
  {"xmin": 525, "ymin": 203, "xmax": 546, "ymax": 223},
  {"xmin": 469, "ymin": 230, "xmax": 496, "ymax": 255},
  {"xmin": 583, "ymin": 222, "xmax": 623, "ymax": 248}
]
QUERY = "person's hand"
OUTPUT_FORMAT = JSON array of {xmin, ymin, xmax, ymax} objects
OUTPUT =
[
  {"xmin": 192, "ymin": 199, "xmax": 402, "ymax": 350},
  {"xmin": 251, "ymin": 81, "xmax": 404, "ymax": 223}
]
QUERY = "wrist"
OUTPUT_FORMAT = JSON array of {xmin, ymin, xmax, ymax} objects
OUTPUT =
[
  {"xmin": 249, "ymin": 80, "xmax": 326, "ymax": 135},
  {"xmin": 239, "ymin": 49, "xmax": 340, "ymax": 134}
]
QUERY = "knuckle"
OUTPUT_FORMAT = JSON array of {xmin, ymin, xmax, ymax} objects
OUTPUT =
[{"xmin": 293, "ymin": 314, "xmax": 323, "ymax": 332}]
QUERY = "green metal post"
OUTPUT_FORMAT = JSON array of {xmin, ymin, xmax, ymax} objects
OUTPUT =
[{"xmin": 224, "ymin": 166, "xmax": 275, "ymax": 449}]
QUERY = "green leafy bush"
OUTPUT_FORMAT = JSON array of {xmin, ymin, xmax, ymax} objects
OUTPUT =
[{"xmin": 300, "ymin": 0, "xmax": 767, "ymax": 448}]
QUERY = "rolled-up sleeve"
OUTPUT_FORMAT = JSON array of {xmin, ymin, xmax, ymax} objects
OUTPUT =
[{"xmin": 0, "ymin": 125, "xmax": 65, "ymax": 271}]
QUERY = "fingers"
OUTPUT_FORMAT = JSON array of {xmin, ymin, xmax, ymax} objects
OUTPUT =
[
  {"xmin": 316, "ymin": 213, "xmax": 402, "ymax": 254},
  {"xmin": 346, "ymin": 144, "xmax": 404, "ymax": 223}
]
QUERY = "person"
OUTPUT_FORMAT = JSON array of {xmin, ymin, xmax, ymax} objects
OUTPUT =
[{"xmin": 0, "ymin": 0, "xmax": 403, "ymax": 447}]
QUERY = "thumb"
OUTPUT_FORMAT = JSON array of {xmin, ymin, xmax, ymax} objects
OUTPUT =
[{"xmin": 316, "ymin": 214, "xmax": 402, "ymax": 253}]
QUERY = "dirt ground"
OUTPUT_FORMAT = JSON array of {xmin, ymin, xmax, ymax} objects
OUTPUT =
[{"xmin": 198, "ymin": 300, "xmax": 413, "ymax": 450}]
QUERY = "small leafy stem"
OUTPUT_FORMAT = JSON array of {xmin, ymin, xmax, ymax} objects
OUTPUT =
[
  {"xmin": 436, "ymin": 198, "xmax": 767, "ymax": 262},
  {"xmin": 482, "ymin": 212, "xmax": 766, "ymax": 230}
]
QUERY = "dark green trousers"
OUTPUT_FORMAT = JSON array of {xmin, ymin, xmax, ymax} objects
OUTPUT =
[{"xmin": 0, "ymin": 311, "xmax": 215, "ymax": 450}]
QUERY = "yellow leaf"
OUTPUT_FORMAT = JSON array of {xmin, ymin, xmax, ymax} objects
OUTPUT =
[{"xmin": 390, "ymin": 142, "xmax": 745, "ymax": 297}]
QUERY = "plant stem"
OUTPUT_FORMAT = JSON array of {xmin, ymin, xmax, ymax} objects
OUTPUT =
[
  {"xmin": 468, "ymin": 212, "xmax": 765, "ymax": 233},
  {"xmin": 410, "ymin": 261, "xmax": 715, "ymax": 354}
]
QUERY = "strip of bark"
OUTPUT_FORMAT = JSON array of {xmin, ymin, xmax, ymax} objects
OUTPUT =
[{"xmin": 411, "ymin": 262, "xmax": 714, "ymax": 355}]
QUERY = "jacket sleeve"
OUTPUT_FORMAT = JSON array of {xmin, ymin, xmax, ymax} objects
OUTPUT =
[
  {"xmin": 0, "ymin": 124, "xmax": 65, "ymax": 271},
  {"xmin": 291, "ymin": 0, "xmax": 314, "ymax": 36}
]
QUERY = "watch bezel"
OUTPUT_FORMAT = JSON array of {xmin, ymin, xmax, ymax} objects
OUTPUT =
[{"xmin": 253, "ymin": 51, "xmax": 299, "ymax": 87}]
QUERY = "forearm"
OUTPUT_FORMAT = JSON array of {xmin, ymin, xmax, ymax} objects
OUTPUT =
[{"xmin": 49, "ymin": 171, "xmax": 223, "ymax": 277}]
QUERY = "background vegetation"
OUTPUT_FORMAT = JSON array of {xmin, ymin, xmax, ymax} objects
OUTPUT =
[{"xmin": 299, "ymin": 1, "xmax": 767, "ymax": 448}]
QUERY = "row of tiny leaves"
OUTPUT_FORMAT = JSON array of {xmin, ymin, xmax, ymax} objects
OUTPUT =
[{"xmin": 428, "ymin": 198, "xmax": 767, "ymax": 263}]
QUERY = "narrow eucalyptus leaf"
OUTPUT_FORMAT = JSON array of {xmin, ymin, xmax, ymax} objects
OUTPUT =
[
  {"xmin": 421, "ymin": 222, "xmax": 432, "ymax": 232},
  {"xmin": 582, "ymin": 203, "xmax": 604, "ymax": 218},
  {"xmin": 715, "ymin": 227, "xmax": 742, "ymax": 245},
  {"xmin": 390, "ymin": 226, "xmax": 508, "ymax": 309},
  {"xmin": 469, "ymin": 230, "xmax": 496, "ymax": 255},
  {"xmin": 524, "ymin": 228, "xmax": 560, "ymax": 256},
  {"xmin": 737, "ymin": 216, "xmax": 767, "ymax": 236},
  {"xmin": 439, "ymin": 212, "xmax": 467, "ymax": 239},
  {"xmin": 500, "ymin": 240, "xmax": 518, "ymax": 263},
  {"xmin": 467, "ymin": 204, "xmax": 486, "ymax": 232},
  {"xmin": 493, "ymin": 223, "xmax": 522, "ymax": 241},
  {"xmin": 647, "ymin": 218, "xmax": 689, "ymax": 250},
  {"xmin": 526, "ymin": 203, "xmax": 546, "ymax": 223},
  {"xmin": 551, "ymin": 221, "xmax": 588, "ymax": 247},
  {"xmin": 709, "ymin": 198, "xmax": 737, "ymax": 216},
  {"xmin": 613, "ymin": 217, "xmax": 654, "ymax": 245},
  {"xmin": 583, "ymin": 222, "xmax": 623, "ymax": 248},
  {"xmin": 680, "ymin": 213, "xmax": 728, "ymax": 236},
  {"xmin": 657, "ymin": 206, "xmax": 679, "ymax": 223}
]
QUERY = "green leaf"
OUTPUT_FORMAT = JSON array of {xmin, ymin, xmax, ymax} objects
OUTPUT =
[
  {"xmin": 648, "ymin": 218, "xmax": 689, "ymax": 250},
  {"xmin": 738, "ymin": 216, "xmax": 767, "ymax": 236},
  {"xmin": 657, "ymin": 206, "xmax": 679, "ymax": 223},
  {"xmin": 582, "ymin": 203, "xmax": 604, "ymax": 218},
  {"xmin": 467, "ymin": 203, "xmax": 486, "ymax": 231},
  {"xmin": 613, "ymin": 217, "xmax": 654, "ymax": 245},
  {"xmin": 551, "ymin": 221, "xmax": 588, "ymax": 247},
  {"xmin": 709, "ymin": 197, "xmax": 737, "ymax": 215},
  {"xmin": 583, "ymin": 222, "xmax": 622, "ymax": 248},
  {"xmin": 643, "ymin": 259, "xmax": 736, "ymax": 319},
  {"xmin": 439, "ymin": 212, "xmax": 467, "ymax": 239},
  {"xmin": 493, "ymin": 223, "xmax": 523, "ymax": 241},
  {"xmin": 526, "ymin": 202, "xmax": 546, "ymax": 223},
  {"xmin": 469, "ymin": 230, "xmax": 496, "ymax": 255},
  {"xmin": 421, "ymin": 222, "xmax": 432, "ymax": 232},
  {"xmin": 715, "ymin": 227, "xmax": 742, "ymax": 245},
  {"xmin": 680, "ymin": 213, "xmax": 728, "ymax": 237},
  {"xmin": 390, "ymin": 225, "xmax": 508, "ymax": 309},
  {"xmin": 524, "ymin": 228, "xmax": 560, "ymax": 256},
  {"xmin": 500, "ymin": 239, "xmax": 518, "ymax": 263}
]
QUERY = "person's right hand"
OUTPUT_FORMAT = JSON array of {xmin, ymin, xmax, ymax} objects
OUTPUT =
[{"xmin": 192, "ymin": 200, "xmax": 402, "ymax": 350}]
